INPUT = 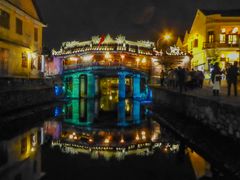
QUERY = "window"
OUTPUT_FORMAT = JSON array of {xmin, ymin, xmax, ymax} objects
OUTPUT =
[
  {"xmin": 22, "ymin": 52, "xmax": 28, "ymax": 68},
  {"xmin": 228, "ymin": 34, "xmax": 238, "ymax": 44},
  {"xmin": 193, "ymin": 39, "xmax": 198, "ymax": 47},
  {"xmin": 34, "ymin": 28, "xmax": 38, "ymax": 42},
  {"xmin": 16, "ymin": 18, "xmax": 23, "ymax": 35},
  {"xmin": 21, "ymin": 137, "xmax": 27, "ymax": 154},
  {"xmin": 220, "ymin": 34, "xmax": 226, "ymax": 43},
  {"xmin": 0, "ymin": 9, "xmax": 10, "ymax": 29},
  {"xmin": 208, "ymin": 31, "xmax": 214, "ymax": 43}
]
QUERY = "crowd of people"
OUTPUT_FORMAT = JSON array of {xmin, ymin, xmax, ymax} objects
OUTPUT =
[
  {"xmin": 160, "ymin": 67, "xmax": 205, "ymax": 93},
  {"xmin": 159, "ymin": 61, "xmax": 239, "ymax": 97}
]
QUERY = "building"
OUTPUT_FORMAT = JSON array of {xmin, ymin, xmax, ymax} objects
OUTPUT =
[
  {"xmin": 0, "ymin": 0, "xmax": 45, "ymax": 78},
  {"xmin": 184, "ymin": 9, "xmax": 240, "ymax": 75}
]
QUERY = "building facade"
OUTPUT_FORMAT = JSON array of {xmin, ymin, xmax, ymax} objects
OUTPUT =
[
  {"xmin": 0, "ymin": 0, "xmax": 45, "ymax": 78},
  {"xmin": 184, "ymin": 9, "xmax": 240, "ymax": 75}
]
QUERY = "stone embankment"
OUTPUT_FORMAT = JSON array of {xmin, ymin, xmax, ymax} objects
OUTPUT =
[
  {"xmin": 151, "ymin": 86, "xmax": 240, "ymax": 139},
  {"xmin": 0, "ymin": 77, "xmax": 60, "ymax": 114}
]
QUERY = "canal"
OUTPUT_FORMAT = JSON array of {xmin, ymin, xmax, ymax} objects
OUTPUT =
[{"xmin": 0, "ymin": 95, "xmax": 233, "ymax": 180}]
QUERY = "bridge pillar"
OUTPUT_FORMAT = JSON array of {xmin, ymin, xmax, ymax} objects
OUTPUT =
[
  {"xmin": 87, "ymin": 74, "xmax": 95, "ymax": 98},
  {"xmin": 133, "ymin": 74, "xmax": 141, "ymax": 99},
  {"xmin": 133, "ymin": 100, "xmax": 141, "ymax": 124},
  {"xmin": 72, "ymin": 75, "xmax": 80, "ymax": 98},
  {"xmin": 118, "ymin": 72, "xmax": 126, "ymax": 99},
  {"xmin": 118, "ymin": 100, "xmax": 127, "ymax": 126}
]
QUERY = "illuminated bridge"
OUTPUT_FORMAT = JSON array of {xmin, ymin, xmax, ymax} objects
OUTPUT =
[{"xmin": 52, "ymin": 35, "xmax": 159, "ymax": 99}]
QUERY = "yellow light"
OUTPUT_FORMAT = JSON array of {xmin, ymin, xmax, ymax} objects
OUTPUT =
[
  {"xmin": 221, "ymin": 28, "xmax": 226, "ymax": 33},
  {"xmin": 69, "ymin": 57, "xmax": 79, "ymax": 61},
  {"xmin": 141, "ymin": 58, "xmax": 146, "ymax": 63},
  {"xmin": 120, "ymin": 138, "xmax": 125, "ymax": 144},
  {"xmin": 232, "ymin": 27, "xmax": 238, "ymax": 34},
  {"xmin": 74, "ymin": 136, "xmax": 77, "ymax": 140},
  {"xmin": 121, "ymin": 54, "xmax": 125, "ymax": 59},
  {"xmin": 141, "ymin": 131, "xmax": 146, "ymax": 135},
  {"xmin": 89, "ymin": 138, "xmax": 93, "ymax": 143},
  {"xmin": 136, "ymin": 58, "xmax": 140, "ymax": 63},
  {"xmin": 109, "ymin": 95, "xmax": 113, "ymax": 100},
  {"xmin": 82, "ymin": 54, "xmax": 93, "ymax": 61},
  {"xmin": 104, "ymin": 138, "xmax": 110, "ymax": 144},
  {"xmin": 105, "ymin": 52, "xmax": 111, "ymax": 59},
  {"xmin": 136, "ymin": 134, "xmax": 140, "ymax": 141},
  {"xmin": 69, "ymin": 134, "xmax": 73, "ymax": 139},
  {"xmin": 163, "ymin": 33, "xmax": 172, "ymax": 41},
  {"xmin": 73, "ymin": 132, "xmax": 76, "ymax": 135}
]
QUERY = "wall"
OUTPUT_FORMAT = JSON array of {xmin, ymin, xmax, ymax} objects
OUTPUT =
[
  {"xmin": 0, "ymin": 77, "xmax": 57, "ymax": 114},
  {"xmin": 152, "ymin": 87, "xmax": 240, "ymax": 139}
]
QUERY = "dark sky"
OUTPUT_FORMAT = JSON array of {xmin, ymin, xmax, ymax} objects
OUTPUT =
[{"xmin": 36, "ymin": 0, "xmax": 240, "ymax": 49}]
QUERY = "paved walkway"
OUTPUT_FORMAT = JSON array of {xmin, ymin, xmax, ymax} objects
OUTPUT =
[{"xmin": 151, "ymin": 83, "xmax": 240, "ymax": 107}]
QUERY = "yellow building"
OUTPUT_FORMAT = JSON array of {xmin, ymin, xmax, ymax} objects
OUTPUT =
[
  {"xmin": 184, "ymin": 9, "xmax": 240, "ymax": 73},
  {"xmin": 0, "ymin": 0, "xmax": 45, "ymax": 78}
]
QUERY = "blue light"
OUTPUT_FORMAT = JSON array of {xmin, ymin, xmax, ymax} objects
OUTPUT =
[
  {"xmin": 54, "ymin": 106, "xmax": 62, "ymax": 117},
  {"xmin": 54, "ymin": 85, "xmax": 63, "ymax": 96}
]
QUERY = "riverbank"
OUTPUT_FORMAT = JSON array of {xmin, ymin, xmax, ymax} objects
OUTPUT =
[
  {"xmin": 151, "ymin": 85, "xmax": 240, "ymax": 140},
  {"xmin": 0, "ymin": 77, "xmax": 59, "ymax": 115}
]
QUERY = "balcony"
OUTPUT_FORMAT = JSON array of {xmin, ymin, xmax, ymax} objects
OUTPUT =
[{"xmin": 203, "ymin": 41, "xmax": 240, "ymax": 49}]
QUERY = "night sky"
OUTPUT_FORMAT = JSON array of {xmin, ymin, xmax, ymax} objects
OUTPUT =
[{"xmin": 36, "ymin": 0, "xmax": 240, "ymax": 49}]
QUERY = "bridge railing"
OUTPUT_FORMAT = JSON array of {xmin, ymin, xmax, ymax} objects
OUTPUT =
[{"xmin": 63, "ymin": 62, "xmax": 150, "ymax": 74}]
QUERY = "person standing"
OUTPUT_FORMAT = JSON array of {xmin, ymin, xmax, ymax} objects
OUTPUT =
[
  {"xmin": 226, "ymin": 61, "xmax": 239, "ymax": 96},
  {"xmin": 177, "ymin": 67, "xmax": 186, "ymax": 93},
  {"xmin": 211, "ymin": 63, "xmax": 222, "ymax": 96}
]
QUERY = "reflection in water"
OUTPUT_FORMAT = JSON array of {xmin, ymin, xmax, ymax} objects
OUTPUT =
[
  {"xmin": 0, "ymin": 95, "xmax": 215, "ymax": 180},
  {"xmin": 0, "ymin": 127, "xmax": 44, "ymax": 180},
  {"xmin": 46, "ymin": 97, "xmax": 182, "ymax": 161}
]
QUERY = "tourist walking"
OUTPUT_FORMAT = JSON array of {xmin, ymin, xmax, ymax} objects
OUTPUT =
[
  {"xmin": 211, "ymin": 63, "xmax": 222, "ymax": 96},
  {"xmin": 226, "ymin": 61, "xmax": 239, "ymax": 96}
]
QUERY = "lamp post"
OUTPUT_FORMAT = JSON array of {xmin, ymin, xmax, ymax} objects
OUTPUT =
[{"xmin": 157, "ymin": 32, "xmax": 173, "ymax": 50}]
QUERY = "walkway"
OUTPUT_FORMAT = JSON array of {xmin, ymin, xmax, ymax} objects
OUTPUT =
[{"xmin": 151, "ymin": 82, "xmax": 240, "ymax": 107}]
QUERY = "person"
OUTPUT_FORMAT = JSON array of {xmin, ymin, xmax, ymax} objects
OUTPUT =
[
  {"xmin": 211, "ymin": 63, "xmax": 222, "ymax": 96},
  {"xmin": 197, "ymin": 70, "xmax": 205, "ymax": 88},
  {"xmin": 226, "ymin": 61, "xmax": 239, "ymax": 96},
  {"xmin": 177, "ymin": 67, "xmax": 186, "ymax": 93},
  {"xmin": 160, "ymin": 70, "xmax": 165, "ymax": 87}
]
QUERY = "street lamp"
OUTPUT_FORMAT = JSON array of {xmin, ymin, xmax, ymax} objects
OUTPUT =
[{"xmin": 157, "ymin": 32, "xmax": 173, "ymax": 49}]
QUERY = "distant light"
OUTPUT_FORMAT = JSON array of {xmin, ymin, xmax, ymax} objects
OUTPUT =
[
  {"xmin": 120, "ymin": 138, "xmax": 125, "ymax": 144},
  {"xmin": 105, "ymin": 52, "xmax": 111, "ymax": 59},
  {"xmin": 69, "ymin": 134, "xmax": 74, "ymax": 139},
  {"xmin": 104, "ymin": 138, "xmax": 110, "ymax": 144},
  {"xmin": 232, "ymin": 27, "xmax": 238, "ymax": 34},
  {"xmin": 221, "ymin": 28, "xmax": 226, "ymax": 33},
  {"xmin": 69, "ymin": 57, "xmax": 79, "ymax": 61},
  {"xmin": 136, "ymin": 58, "xmax": 140, "ymax": 63},
  {"xmin": 142, "ymin": 58, "xmax": 146, "ymax": 63},
  {"xmin": 82, "ymin": 54, "xmax": 93, "ymax": 61},
  {"xmin": 163, "ymin": 33, "xmax": 172, "ymax": 41},
  {"xmin": 121, "ymin": 54, "xmax": 125, "ymax": 59}
]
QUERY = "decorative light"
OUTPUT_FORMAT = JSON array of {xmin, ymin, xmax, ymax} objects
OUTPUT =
[
  {"xmin": 232, "ymin": 27, "xmax": 238, "ymax": 34},
  {"xmin": 69, "ymin": 134, "xmax": 74, "ymax": 139},
  {"xmin": 104, "ymin": 138, "xmax": 110, "ymax": 144},
  {"xmin": 105, "ymin": 52, "xmax": 111, "ymax": 59},
  {"xmin": 141, "ymin": 58, "xmax": 146, "ymax": 63},
  {"xmin": 136, "ymin": 134, "xmax": 140, "ymax": 141},
  {"xmin": 82, "ymin": 54, "xmax": 93, "ymax": 61},
  {"xmin": 163, "ymin": 33, "xmax": 172, "ymax": 41},
  {"xmin": 69, "ymin": 56, "xmax": 79, "ymax": 61}
]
